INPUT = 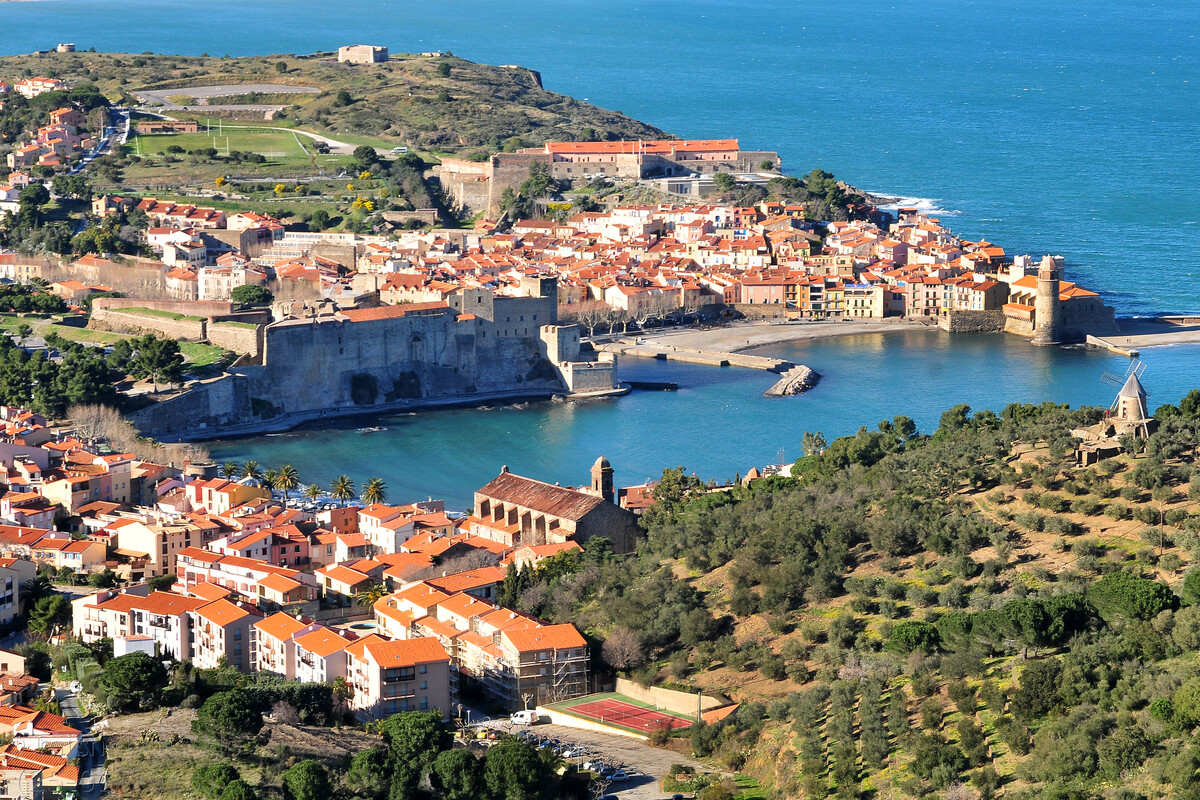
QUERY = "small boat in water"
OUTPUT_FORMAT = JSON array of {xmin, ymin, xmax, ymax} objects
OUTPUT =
[{"xmin": 358, "ymin": 426, "xmax": 387, "ymax": 433}]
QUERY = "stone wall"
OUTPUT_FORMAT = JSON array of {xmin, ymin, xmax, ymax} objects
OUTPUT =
[
  {"xmin": 937, "ymin": 309, "xmax": 1007, "ymax": 334},
  {"xmin": 129, "ymin": 374, "xmax": 255, "ymax": 436},
  {"xmin": 92, "ymin": 298, "xmax": 234, "ymax": 318},
  {"xmin": 207, "ymin": 322, "xmax": 262, "ymax": 357},
  {"xmin": 561, "ymin": 355, "xmax": 618, "ymax": 394},
  {"xmin": 613, "ymin": 677, "xmax": 726, "ymax": 716},
  {"xmin": 1004, "ymin": 300, "xmax": 1118, "ymax": 342},
  {"xmin": 90, "ymin": 308, "xmax": 206, "ymax": 341},
  {"xmin": 731, "ymin": 303, "xmax": 788, "ymax": 320},
  {"xmin": 242, "ymin": 304, "xmax": 566, "ymax": 417},
  {"xmin": 488, "ymin": 152, "xmax": 546, "ymax": 209},
  {"xmin": 434, "ymin": 160, "xmax": 492, "ymax": 214},
  {"xmin": 1005, "ymin": 317, "xmax": 1035, "ymax": 338}
]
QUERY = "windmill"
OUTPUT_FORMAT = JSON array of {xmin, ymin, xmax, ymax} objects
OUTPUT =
[{"xmin": 1100, "ymin": 359, "xmax": 1149, "ymax": 424}]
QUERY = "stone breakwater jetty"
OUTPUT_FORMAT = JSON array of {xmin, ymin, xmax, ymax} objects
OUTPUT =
[
  {"xmin": 595, "ymin": 339, "xmax": 794, "ymax": 372},
  {"xmin": 764, "ymin": 365, "xmax": 821, "ymax": 397}
]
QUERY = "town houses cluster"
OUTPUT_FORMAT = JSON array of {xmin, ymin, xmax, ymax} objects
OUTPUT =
[
  {"xmin": 8, "ymin": 186, "xmax": 1110, "ymax": 338},
  {"xmin": 0, "ymin": 404, "xmax": 650, "ymax": 740},
  {"xmin": 1, "ymin": 75, "xmax": 98, "ymax": 175}
]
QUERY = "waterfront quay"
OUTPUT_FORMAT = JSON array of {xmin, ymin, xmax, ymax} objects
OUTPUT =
[{"xmin": 595, "ymin": 338, "xmax": 794, "ymax": 372}]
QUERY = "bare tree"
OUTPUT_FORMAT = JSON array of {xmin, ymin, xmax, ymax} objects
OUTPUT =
[
  {"xmin": 601, "ymin": 627, "xmax": 646, "ymax": 671},
  {"xmin": 603, "ymin": 306, "xmax": 629, "ymax": 336},
  {"xmin": 67, "ymin": 404, "xmax": 209, "ymax": 467},
  {"xmin": 563, "ymin": 300, "xmax": 611, "ymax": 339}
]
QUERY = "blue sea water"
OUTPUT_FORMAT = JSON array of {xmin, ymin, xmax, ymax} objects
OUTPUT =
[
  {"xmin": 207, "ymin": 333, "xmax": 1200, "ymax": 509},
  {"xmin": 4, "ymin": 0, "xmax": 1198, "ymax": 498}
]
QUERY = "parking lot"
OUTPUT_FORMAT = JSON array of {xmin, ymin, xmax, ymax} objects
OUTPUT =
[{"xmin": 472, "ymin": 719, "xmax": 707, "ymax": 800}]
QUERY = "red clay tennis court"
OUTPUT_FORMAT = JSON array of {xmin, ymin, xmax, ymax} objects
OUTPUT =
[{"xmin": 567, "ymin": 698, "xmax": 693, "ymax": 731}]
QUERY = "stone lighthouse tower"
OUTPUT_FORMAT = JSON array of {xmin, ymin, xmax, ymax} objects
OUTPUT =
[{"xmin": 1032, "ymin": 255, "xmax": 1063, "ymax": 345}]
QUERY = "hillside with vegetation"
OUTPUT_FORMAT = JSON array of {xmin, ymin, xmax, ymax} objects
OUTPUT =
[
  {"xmin": 499, "ymin": 392, "xmax": 1200, "ymax": 800},
  {"xmin": 0, "ymin": 50, "xmax": 667, "ymax": 156}
]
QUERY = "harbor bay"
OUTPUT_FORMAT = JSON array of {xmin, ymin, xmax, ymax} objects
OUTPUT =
[{"xmin": 209, "ymin": 331, "xmax": 1200, "ymax": 509}]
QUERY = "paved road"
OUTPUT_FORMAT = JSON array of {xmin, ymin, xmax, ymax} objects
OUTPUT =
[
  {"xmin": 69, "ymin": 107, "xmax": 129, "ymax": 175},
  {"xmin": 475, "ymin": 719, "xmax": 705, "ymax": 800},
  {"xmin": 57, "ymin": 689, "xmax": 105, "ymax": 800},
  {"xmin": 136, "ymin": 84, "xmax": 320, "ymax": 111}
]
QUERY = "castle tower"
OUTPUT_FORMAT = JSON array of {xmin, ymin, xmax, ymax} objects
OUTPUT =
[
  {"xmin": 1032, "ymin": 255, "xmax": 1063, "ymax": 345},
  {"xmin": 590, "ymin": 456, "xmax": 614, "ymax": 503}
]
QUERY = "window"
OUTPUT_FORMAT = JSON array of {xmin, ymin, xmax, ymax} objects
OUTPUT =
[
  {"xmin": 420, "ymin": 681, "xmax": 427, "ymax": 690},
  {"xmin": 419, "ymin": 664, "xmax": 428, "ymax": 674},
  {"xmin": 420, "ymin": 697, "xmax": 429, "ymax": 710}
]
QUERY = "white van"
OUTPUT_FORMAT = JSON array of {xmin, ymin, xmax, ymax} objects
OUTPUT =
[{"xmin": 510, "ymin": 710, "xmax": 540, "ymax": 725}]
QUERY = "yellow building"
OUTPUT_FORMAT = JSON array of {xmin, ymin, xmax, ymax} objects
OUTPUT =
[
  {"xmin": 844, "ymin": 284, "xmax": 885, "ymax": 318},
  {"xmin": 113, "ymin": 520, "xmax": 200, "ymax": 578}
]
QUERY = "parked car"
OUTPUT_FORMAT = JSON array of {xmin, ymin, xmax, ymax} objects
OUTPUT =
[
  {"xmin": 609, "ymin": 770, "xmax": 629, "ymax": 782},
  {"xmin": 510, "ymin": 710, "xmax": 540, "ymax": 725}
]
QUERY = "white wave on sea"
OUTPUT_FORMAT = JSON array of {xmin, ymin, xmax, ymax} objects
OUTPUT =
[{"xmin": 865, "ymin": 191, "xmax": 961, "ymax": 217}]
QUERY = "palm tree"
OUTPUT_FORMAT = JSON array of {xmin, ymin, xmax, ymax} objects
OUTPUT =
[
  {"xmin": 220, "ymin": 460, "xmax": 239, "ymax": 479},
  {"xmin": 330, "ymin": 475, "xmax": 355, "ymax": 506},
  {"xmin": 263, "ymin": 469, "xmax": 279, "ymax": 493},
  {"xmin": 355, "ymin": 582, "xmax": 388, "ymax": 607},
  {"xmin": 276, "ymin": 464, "xmax": 300, "ymax": 500},
  {"xmin": 240, "ymin": 460, "xmax": 262, "ymax": 482},
  {"xmin": 361, "ymin": 476, "xmax": 387, "ymax": 506},
  {"xmin": 20, "ymin": 575, "xmax": 55, "ymax": 612},
  {"xmin": 304, "ymin": 484, "xmax": 322, "ymax": 502}
]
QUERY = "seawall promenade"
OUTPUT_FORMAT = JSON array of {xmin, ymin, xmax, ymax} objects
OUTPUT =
[
  {"xmin": 1110, "ymin": 317, "xmax": 1200, "ymax": 349},
  {"xmin": 594, "ymin": 339, "xmax": 794, "ymax": 372},
  {"xmin": 598, "ymin": 318, "xmax": 925, "ymax": 359}
]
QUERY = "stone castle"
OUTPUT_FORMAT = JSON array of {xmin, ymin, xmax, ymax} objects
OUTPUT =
[
  {"xmin": 438, "ymin": 139, "xmax": 780, "ymax": 214},
  {"xmin": 131, "ymin": 278, "xmax": 620, "ymax": 440}
]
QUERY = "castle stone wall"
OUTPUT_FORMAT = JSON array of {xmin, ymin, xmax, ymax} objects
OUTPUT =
[
  {"xmin": 206, "ymin": 322, "xmax": 263, "ymax": 356},
  {"xmin": 90, "ymin": 308, "xmax": 206, "ymax": 341}
]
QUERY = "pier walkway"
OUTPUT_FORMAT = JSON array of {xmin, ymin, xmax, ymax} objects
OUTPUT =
[{"xmin": 594, "ymin": 338, "xmax": 793, "ymax": 372}]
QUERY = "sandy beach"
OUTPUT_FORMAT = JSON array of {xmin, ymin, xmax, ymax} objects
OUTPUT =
[{"xmin": 612, "ymin": 318, "xmax": 930, "ymax": 354}]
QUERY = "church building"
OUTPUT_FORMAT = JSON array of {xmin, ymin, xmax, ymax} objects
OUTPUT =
[{"xmin": 468, "ymin": 457, "xmax": 640, "ymax": 553}]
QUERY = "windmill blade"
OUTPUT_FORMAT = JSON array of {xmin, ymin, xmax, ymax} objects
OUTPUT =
[{"xmin": 1099, "ymin": 370, "xmax": 1124, "ymax": 388}]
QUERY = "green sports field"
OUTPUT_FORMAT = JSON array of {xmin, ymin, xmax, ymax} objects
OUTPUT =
[{"xmin": 129, "ymin": 128, "xmax": 310, "ymax": 161}]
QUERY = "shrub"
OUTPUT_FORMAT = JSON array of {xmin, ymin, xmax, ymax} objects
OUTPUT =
[
  {"xmin": 887, "ymin": 621, "xmax": 939, "ymax": 654},
  {"xmin": 1088, "ymin": 570, "xmax": 1175, "ymax": 621}
]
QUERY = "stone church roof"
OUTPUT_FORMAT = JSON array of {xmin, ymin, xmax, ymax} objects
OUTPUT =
[{"xmin": 477, "ymin": 471, "xmax": 604, "ymax": 520}]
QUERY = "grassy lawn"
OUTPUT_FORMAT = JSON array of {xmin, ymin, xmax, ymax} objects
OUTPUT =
[
  {"xmin": 129, "ymin": 129, "xmax": 309, "ymax": 161},
  {"xmin": 117, "ymin": 307, "xmax": 205, "ymax": 322},
  {"xmin": 0, "ymin": 314, "xmax": 132, "ymax": 345},
  {"xmin": 0, "ymin": 314, "xmax": 226, "ymax": 366},
  {"xmin": 121, "ymin": 125, "xmax": 357, "ymax": 186},
  {"xmin": 178, "ymin": 342, "xmax": 232, "ymax": 368},
  {"xmin": 209, "ymin": 320, "xmax": 258, "ymax": 330}
]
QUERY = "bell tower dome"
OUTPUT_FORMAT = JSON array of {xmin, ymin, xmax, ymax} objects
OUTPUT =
[{"xmin": 590, "ymin": 456, "xmax": 614, "ymax": 503}]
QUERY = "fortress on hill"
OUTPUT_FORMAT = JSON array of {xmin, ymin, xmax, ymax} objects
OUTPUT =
[
  {"xmin": 438, "ymin": 139, "xmax": 781, "ymax": 213},
  {"xmin": 131, "ymin": 278, "xmax": 620, "ymax": 440}
]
